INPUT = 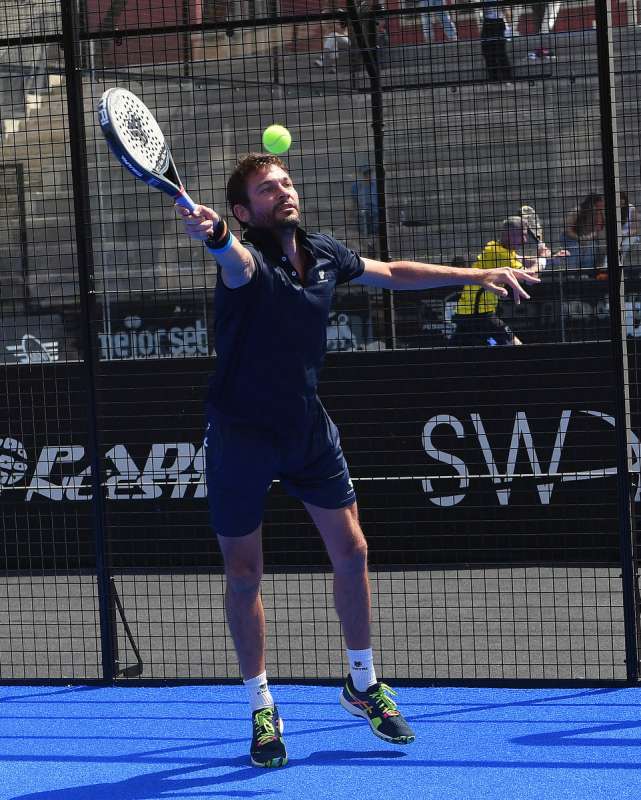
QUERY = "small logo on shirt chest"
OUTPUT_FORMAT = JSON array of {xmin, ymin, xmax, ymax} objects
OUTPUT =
[{"xmin": 317, "ymin": 270, "xmax": 328, "ymax": 283}]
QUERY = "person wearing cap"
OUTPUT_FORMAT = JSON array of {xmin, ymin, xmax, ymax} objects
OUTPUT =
[
  {"xmin": 350, "ymin": 163, "xmax": 378, "ymax": 255},
  {"xmin": 452, "ymin": 216, "xmax": 562, "ymax": 346}
]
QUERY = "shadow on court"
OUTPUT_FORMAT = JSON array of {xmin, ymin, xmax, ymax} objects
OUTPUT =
[
  {"xmin": 513, "ymin": 721, "xmax": 641, "ymax": 748},
  {"xmin": 408, "ymin": 687, "xmax": 625, "ymax": 723},
  {"xmin": 304, "ymin": 749, "xmax": 405, "ymax": 763},
  {"xmin": 6, "ymin": 750, "xmax": 408, "ymax": 800},
  {"xmin": 7, "ymin": 761, "xmax": 276, "ymax": 800}
]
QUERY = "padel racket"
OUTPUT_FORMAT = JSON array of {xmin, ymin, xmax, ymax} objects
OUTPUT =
[
  {"xmin": 97, "ymin": 87, "xmax": 197, "ymax": 213},
  {"xmin": 520, "ymin": 204, "xmax": 543, "ymax": 243}
]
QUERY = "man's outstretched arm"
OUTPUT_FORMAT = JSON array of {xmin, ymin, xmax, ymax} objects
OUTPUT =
[{"xmin": 353, "ymin": 257, "xmax": 540, "ymax": 305}]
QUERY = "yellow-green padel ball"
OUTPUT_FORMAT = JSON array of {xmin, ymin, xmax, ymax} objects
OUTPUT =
[{"xmin": 262, "ymin": 124, "xmax": 292, "ymax": 154}]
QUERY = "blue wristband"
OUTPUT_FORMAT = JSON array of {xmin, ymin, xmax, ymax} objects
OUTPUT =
[{"xmin": 206, "ymin": 232, "xmax": 236, "ymax": 255}]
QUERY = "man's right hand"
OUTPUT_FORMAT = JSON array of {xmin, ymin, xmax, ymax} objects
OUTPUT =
[
  {"xmin": 176, "ymin": 202, "xmax": 255, "ymax": 289},
  {"xmin": 175, "ymin": 203, "xmax": 219, "ymax": 241}
]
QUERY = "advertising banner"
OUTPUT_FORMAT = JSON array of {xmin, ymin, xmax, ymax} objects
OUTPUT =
[{"xmin": 0, "ymin": 342, "xmax": 628, "ymax": 570}]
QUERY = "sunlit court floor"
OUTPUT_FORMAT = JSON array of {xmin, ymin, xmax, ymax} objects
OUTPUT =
[{"xmin": 0, "ymin": 684, "xmax": 640, "ymax": 799}]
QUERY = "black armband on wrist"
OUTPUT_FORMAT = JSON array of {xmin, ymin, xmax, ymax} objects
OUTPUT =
[{"xmin": 205, "ymin": 217, "xmax": 230, "ymax": 249}]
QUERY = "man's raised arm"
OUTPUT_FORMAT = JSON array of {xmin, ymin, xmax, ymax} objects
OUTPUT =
[{"xmin": 175, "ymin": 204, "xmax": 255, "ymax": 289}]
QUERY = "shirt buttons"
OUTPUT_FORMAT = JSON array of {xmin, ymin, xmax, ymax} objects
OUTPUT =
[
  {"xmin": 291, "ymin": 271, "xmax": 297, "ymax": 277},
  {"xmin": 281, "ymin": 257, "xmax": 287, "ymax": 262}
]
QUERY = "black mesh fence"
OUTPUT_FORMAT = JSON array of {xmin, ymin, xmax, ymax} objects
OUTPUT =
[{"xmin": 0, "ymin": 0, "xmax": 639, "ymax": 683}]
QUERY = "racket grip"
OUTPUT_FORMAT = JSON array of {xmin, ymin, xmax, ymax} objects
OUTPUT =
[{"xmin": 175, "ymin": 192, "xmax": 198, "ymax": 214}]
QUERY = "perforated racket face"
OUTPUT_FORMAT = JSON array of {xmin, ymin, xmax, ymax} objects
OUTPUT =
[{"xmin": 103, "ymin": 88, "xmax": 169, "ymax": 176}]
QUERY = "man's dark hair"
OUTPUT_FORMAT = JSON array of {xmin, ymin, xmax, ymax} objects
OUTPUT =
[{"xmin": 226, "ymin": 153, "xmax": 288, "ymax": 219}]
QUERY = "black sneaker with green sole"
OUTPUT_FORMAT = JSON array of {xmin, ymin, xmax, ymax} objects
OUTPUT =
[
  {"xmin": 340, "ymin": 675, "xmax": 416, "ymax": 744},
  {"xmin": 250, "ymin": 705, "xmax": 288, "ymax": 767}
]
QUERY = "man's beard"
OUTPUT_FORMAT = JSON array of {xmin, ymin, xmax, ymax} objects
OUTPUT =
[
  {"xmin": 250, "ymin": 205, "xmax": 300, "ymax": 230},
  {"xmin": 273, "ymin": 214, "xmax": 300, "ymax": 230}
]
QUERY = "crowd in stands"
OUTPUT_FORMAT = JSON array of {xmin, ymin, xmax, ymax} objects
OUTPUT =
[{"xmin": 446, "ymin": 193, "xmax": 639, "ymax": 346}]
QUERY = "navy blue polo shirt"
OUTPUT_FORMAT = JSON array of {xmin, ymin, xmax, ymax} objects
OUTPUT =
[{"xmin": 206, "ymin": 226, "xmax": 365, "ymax": 436}]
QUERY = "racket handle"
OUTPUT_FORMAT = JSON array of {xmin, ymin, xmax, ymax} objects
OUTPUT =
[{"xmin": 175, "ymin": 192, "xmax": 198, "ymax": 214}]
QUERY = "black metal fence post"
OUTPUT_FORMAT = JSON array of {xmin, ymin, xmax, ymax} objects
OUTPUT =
[
  {"xmin": 595, "ymin": 0, "xmax": 640, "ymax": 682},
  {"xmin": 345, "ymin": 0, "xmax": 394, "ymax": 347},
  {"xmin": 61, "ymin": 0, "xmax": 116, "ymax": 683}
]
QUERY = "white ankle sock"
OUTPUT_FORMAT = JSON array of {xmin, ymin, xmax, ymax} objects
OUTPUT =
[
  {"xmin": 243, "ymin": 671, "xmax": 274, "ymax": 712},
  {"xmin": 346, "ymin": 647, "xmax": 377, "ymax": 692}
]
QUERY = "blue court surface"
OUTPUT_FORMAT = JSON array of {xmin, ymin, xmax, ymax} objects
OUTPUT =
[{"xmin": 0, "ymin": 684, "xmax": 640, "ymax": 800}]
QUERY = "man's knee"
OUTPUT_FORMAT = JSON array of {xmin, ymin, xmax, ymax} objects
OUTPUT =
[
  {"xmin": 333, "ymin": 526, "xmax": 368, "ymax": 575},
  {"xmin": 218, "ymin": 528, "xmax": 263, "ymax": 594},
  {"xmin": 224, "ymin": 559, "xmax": 263, "ymax": 595}
]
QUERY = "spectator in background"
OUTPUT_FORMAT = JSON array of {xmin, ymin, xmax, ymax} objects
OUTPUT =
[
  {"xmin": 346, "ymin": 4, "xmax": 389, "ymax": 79},
  {"xmin": 419, "ymin": 0, "xmax": 458, "ymax": 43},
  {"xmin": 375, "ymin": 15, "xmax": 390, "ymax": 64},
  {"xmin": 455, "ymin": 0, "xmax": 483, "ymax": 33},
  {"xmin": 452, "ymin": 216, "xmax": 559, "ymax": 346},
  {"xmin": 560, "ymin": 194, "xmax": 606, "ymax": 273},
  {"xmin": 497, "ymin": 2, "xmax": 561, "ymax": 35},
  {"xmin": 315, "ymin": 16, "xmax": 350, "ymax": 72},
  {"xmin": 351, "ymin": 163, "xmax": 379, "ymax": 256},
  {"xmin": 509, "ymin": 4, "xmax": 525, "ymax": 36},
  {"xmin": 481, "ymin": 1, "xmax": 514, "ymax": 84},
  {"xmin": 620, "ymin": 191, "xmax": 639, "ymax": 263},
  {"xmin": 536, "ymin": 2, "xmax": 562, "ymax": 33}
]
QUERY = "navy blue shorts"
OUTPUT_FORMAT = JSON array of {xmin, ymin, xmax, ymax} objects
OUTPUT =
[{"xmin": 204, "ymin": 405, "xmax": 356, "ymax": 538}]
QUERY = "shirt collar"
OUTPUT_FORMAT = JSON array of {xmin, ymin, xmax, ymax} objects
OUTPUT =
[{"xmin": 242, "ymin": 226, "xmax": 311, "ymax": 260}]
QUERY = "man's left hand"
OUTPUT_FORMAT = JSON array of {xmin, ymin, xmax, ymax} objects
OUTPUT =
[{"xmin": 480, "ymin": 268, "xmax": 541, "ymax": 305}]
